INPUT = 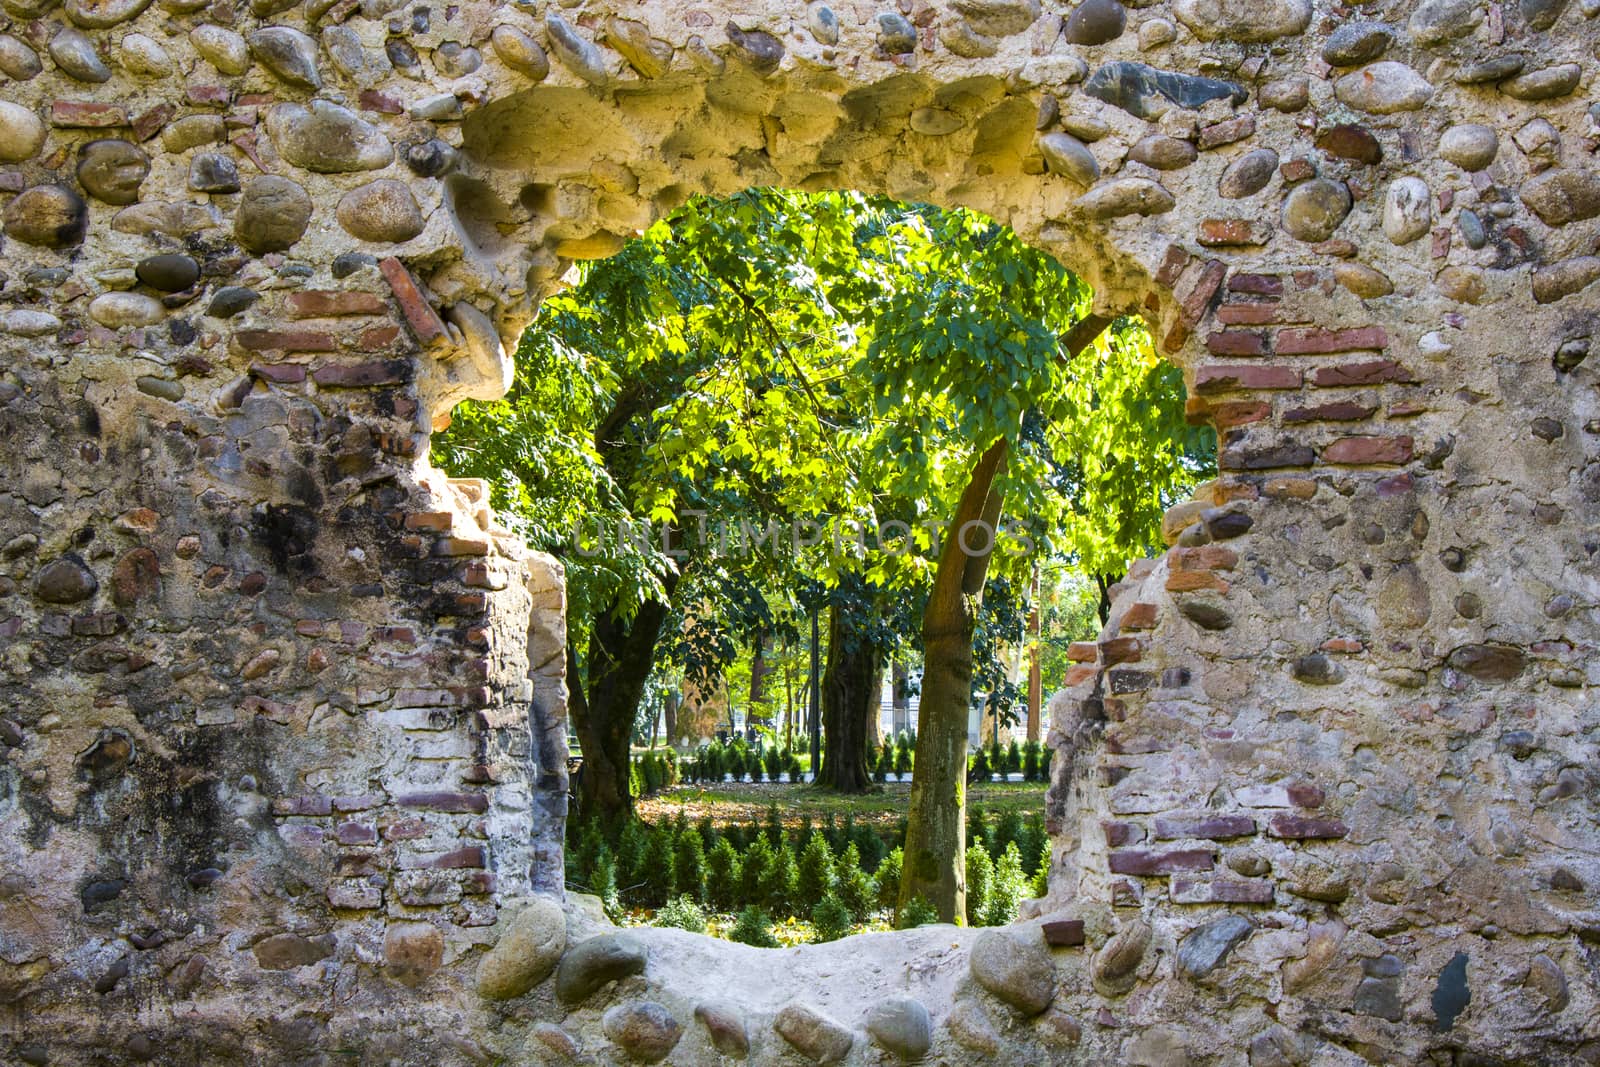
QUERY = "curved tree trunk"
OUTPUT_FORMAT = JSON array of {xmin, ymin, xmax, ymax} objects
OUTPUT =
[
  {"xmin": 817, "ymin": 604, "xmax": 876, "ymax": 793},
  {"xmin": 571, "ymin": 596, "xmax": 672, "ymax": 823},
  {"xmin": 898, "ymin": 437, "xmax": 1008, "ymax": 922},
  {"xmin": 900, "ymin": 314, "xmax": 1112, "ymax": 923}
]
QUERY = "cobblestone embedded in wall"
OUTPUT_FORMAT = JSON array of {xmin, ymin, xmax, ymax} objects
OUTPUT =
[{"xmin": 0, "ymin": 0, "xmax": 1597, "ymax": 1062}]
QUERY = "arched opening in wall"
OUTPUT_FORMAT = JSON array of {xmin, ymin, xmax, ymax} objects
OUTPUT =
[{"xmin": 432, "ymin": 188, "xmax": 1214, "ymax": 940}]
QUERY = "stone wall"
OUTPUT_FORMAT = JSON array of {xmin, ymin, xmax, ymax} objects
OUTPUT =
[{"xmin": 0, "ymin": 0, "xmax": 1597, "ymax": 1062}]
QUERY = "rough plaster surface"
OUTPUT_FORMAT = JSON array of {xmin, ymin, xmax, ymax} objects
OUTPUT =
[{"xmin": 0, "ymin": 0, "xmax": 1598, "ymax": 1062}]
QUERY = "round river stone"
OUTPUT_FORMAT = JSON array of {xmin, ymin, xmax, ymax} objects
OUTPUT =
[
  {"xmin": 235, "ymin": 176, "xmax": 312, "ymax": 253},
  {"xmin": 4, "ymin": 184, "xmax": 88, "ymax": 247}
]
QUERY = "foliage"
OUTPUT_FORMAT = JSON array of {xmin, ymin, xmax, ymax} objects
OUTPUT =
[
  {"xmin": 729, "ymin": 906, "xmax": 780, "ymax": 948},
  {"xmin": 796, "ymin": 834, "xmax": 836, "ymax": 905},
  {"xmin": 706, "ymin": 837, "xmax": 742, "ymax": 911},
  {"xmin": 965, "ymin": 844, "xmax": 994, "ymax": 927},
  {"xmin": 811, "ymin": 893, "xmax": 853, "ymax": 943},
  {"xmin": 898, "ymin": 897, "xmax": 938, "ymax": 929},
  {"xmin": 654, "ymin": 895, "xmax": 708, "ymax": 933},
  {"xmin": 983, "ymin": 843, "xmax": 1028, "ymax": 928},
  {"xmin": 835, "ymin": 843, "xmax": 877, "ymax": 922}
]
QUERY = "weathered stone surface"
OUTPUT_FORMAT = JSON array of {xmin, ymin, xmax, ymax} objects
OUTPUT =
[
  {"xmin": 192, "ymin": 25, "xmax": 249, "ymax": 74},
  {"xmin": 951, "ymin": 0, "xmax": 1042, "ymax": 36},
  {"xmin": 0, "ymin": 102, "xmax": 46, "ymax": 163},
  {"xmin": 1078, "ymin": 178, "xmax": 1175, "ymax": 218},
  {"xmin": 546, "ymin": 12, "xmax": 611, "ymax": 83},
  {"xmin": 34, "ymin": 556, "xmax": 96, "ymax": 603},
  {"xmin": 249, "ymin": 27, "xmax": 322, "ymax": 89},
  {"xmin": 49, "ymin": 27, "xmax": 110, "ymax": 82},
  {"xmin": 694, "ymin": 1002, "xmax": 749, "ymax": 1057},
  {"xmin": 1281, "ymin": 179, "xmax": 1352, "ymax": 241},
  {"xmin": 384, "ymin": 922, "xmax": 443, "ymax": 985},
  {"xmin": 1521, "ymin": 170, "xmax": 1600, "ymax": 227},
  {"xmin": 4, "ymin": 184, "xmax": 88, "ymax": 247},
  {"xmin": 1065, "ymin": 0, "xmax": 1126, "ymax": 44},
  {"xmin": 1534, "ymin": 257, "xmax": 1600, "ymax": 303},
  {"xmin": 189, "ymin": 152, "xmax": 240, "ymax": 193},
  {"xmin": 0, "ymin": 34, "xmax": 42, "ymax": 80},
  {"xmin": 970, "ymin": 928, "xmax": 1055, "ymax": 1014},
  {"xmin": 265, "ymin": 101, "xmax": 394, "ymax": 173},
  {"xmin": 1383, "ymin": 177, "xmax": 1432, "ymax": 244},
  {"xmin": 602, "ymin": 1001, "xmax": 682, "ymax": 1063},
  {"xmin": 1438, "ymin": 124, "xmax": 1497, "ymax": 170},
  {"xmin": 1316, "ymin": 124, "xmax": 1382, "ymax": 164},
  {"xmin": 1038, "ymin": 132, "xmax": 1099, "ymax": 184},
  {"xmin": 475, "ymin": 896, "xmax": 565, "ymax": 1000},
  {"xmin": 64, "ymin": 0, "xmax": 149, "ymax": 26},
  {"xmin": 119, "ymin": 32, "xmax": 171, "ymax": 76},
  {"xmin": 433, "ymin": 41, "xmax": 481, "ymax": 79},
  {"xmin": 77, "ymin": 139, "xmax": 149, "ymax": 205},
  {"xmin": 89, "ymin": 293, "xmax": 165, "ymax": 328},
  {"xmin": 1322, "ymin": 22, "xmax": 1392, "ymax": 65},
  {"xmin": 1173, "ymin": 0, "xmax": 1311, "ymax": 40},
  {"xmin": 1446, "ymin": 643, "xmax": 1527, "ymax": 681},
  {"xmin": 1176, "ymin": 915, "xmax": 1252, "ymax": 978},
  {"xmin": 1524, "ymin": 954, "xmax": 1568, "ymax": 1012},
  {"xmin": 876, "ymin": 12, "xmax": 917, "ymax": 52},
  {"xmin": 1334, "ymin": 62, "xmax": 1433, "ymax": 113},
  {"xmin": 253, "ymin": 932, "xmax": 334, "ymax": 970},
  {"xmin": 1499, "ymin": 64, "xmax": 1581, "ymax": 101},
  {"xmin": 1084, "ymin": 62, "xmax": 1245, "ymax": 119},
  {"xmin": 235, "ymin": 175, "xmax": 313, "ymax": 253},
  {"xmin": 1219, "ymin": 149, "xmax": 1278, "ymax": 199},
  {"xmin": 1092, "ymin": 919, "xmax": 1151, "ymax": 995},
  {"xmin": 945, "ymin": 999, "xmax": 1001, "ymax": 1052},
  {"xmin": 554, "ymin": 933, "xmax": 646, "ymax": 1005},
  {"xmin": 865, "ymin": 996, "xmax": 932, "ymax": 1059},
  {"xmin": 1408, "ymin": 0, "xmax": 1484, "ymax": 43},
  {"xmin": 774, "ymin": 1003, "xmax": 853, "ymax": 1064},
  {"xmin": 337, "ymin": 180, "xmax": 425, "ymax": 243},
  {"xmin": 1130, "ymin": 135, "xmax": 1196, "ymax": 170}
]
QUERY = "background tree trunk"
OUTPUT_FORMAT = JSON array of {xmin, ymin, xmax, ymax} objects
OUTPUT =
[
  {"xmin": 900, "ymin": 437, "xmax": 1008, "ymax": 922},
  {"xmin": 571, "ymin": 596, "xmax": 672, "ymax": 822},
  {"xmin": 1027, "ymin": 565, "xmax": 1042, "ymax": 744},
  {"xmin": 891, "ymin": 658, "xmax": 910, "ymax": 736},
  {"xmin": 817, "ymin": 605, "xmax": 876, "ymax": 792}
]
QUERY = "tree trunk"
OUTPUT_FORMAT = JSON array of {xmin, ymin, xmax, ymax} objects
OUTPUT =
[
  {"xmin": 1027, "ymin": 566, "xmax": 1042, "ymax": 744},
  {"xmin": 782, "ymin": 634, "xmax": 796, "ymax": 749},
  {"xmin": 817, "ymin": 604, "xmax": 876, "ymax": 793},
  {"xmin": 748, "ymin": 634, "xmax": 769, "ymax": 729},
  {"xmin": 891, "ymin": 658, "xmax": 910, "ymax": 736},
  {"xmin": 867, "ymin": 661, "xmax": 884, "ymax": 752},
  {"xmin": 900, "ymin": 436, "xmax": 1009, "ymax": 922},
  {"xmin": 570, "ymin": 596, "xmax": 672, "ymax": 822},
  {"xmin": 664, "ymin": 689, "xmax": 678, "ymax": 747},
  {"xmin": 899, "ymin": 314, "xmax": 1112, "ymax": 923}
]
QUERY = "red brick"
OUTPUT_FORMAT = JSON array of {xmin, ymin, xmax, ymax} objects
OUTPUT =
[
  {"xmin": 1153, "ymin": 814, "xmax": 1256, "ymax": 839},
  {"xmin": 1108, "ymin": 849, "xmax": 1215, "ymax": 876},
  {"xmin": 1099, "ymin": 636, "xmax": 1143, "ymax": 665},
  {"xmin": 1156, "ymin": 243, "xmax": 1193, "ymax": 287},
  {"xmin": 1119, "ymin": 602, "xmax": 1158, "ymax": 631},
  {"xmin": 356, "ymin": 324, "xmax": 402, "ymax": 350},
  {"xmin": 1167, "ymin": 570, "xmax": 1228, "ymax": 593},
  {"xmin": 1287, "ymin": 783, "xmax": 1326, "ymax": 808},
  {"xmin": 186, "ymin": 85, "xmax": 231, "ymax": 107},
  {"xmin": 1280, "ymin": 158, "xmax": 1317, "ymax": 182},
  {"xmin": 359, "ymin": 89, "xmax": 405, "ymax": 114},
  {"xmin": 312, "ymin": 360, "xmax": 413, "ymax": 387},
  {"xmin": 132, "ymin": 103, "xmax": 175, "ymax": 142},
  {"xmin": 1177, "ymin": 259, "xmax": 1228, "ymax": 325},
  {"xmin": 1282, "ymin": 400, "xmax": 1377, "ymax": 423},
  {"xmin": 1267, "ymin": 814, "xmax": 1348, "ymax": 839},
  {"xmin": 403, "ymin": 846, "xmax": 487, "ymax": 870},
  {"xmin": 396, "ymin": 791, "xmax": 488, "ymax": 814},
  {"xmin": 1321, "ymin": 637, "xmax": 1364, "ymax": 653},
  {"xmin": 1198, "ymin": 113, "xmax": 1254, "ymax": 150},
  {"xmin": 1228, "ymin": 274, "xmax": 1283, "ymax": 297},
  {"xmin": 1205, "ymin": 330, "xmax": 1268, "ymax": 356},
  {"xmin": 1066, "ymin": 641, "xmax": 1098, "ymax": 663},
  {"xmin": 379, "ymin": 257, "xmax": 449, "ymax": 348},
  {"xmin": 1063, "ymin": 664, "xmax": 1097, "ymax": 686},
  {"xmin": 1322, "ymin": 435, "xmax": 1413, "ymax": 466},
  {"xmin": 1194, "ymin": 365, "xmax": 1301, "ymax": 394},
  {"xmin": 1209, "ymin": 400, "xmax": 1271, "ymax": 428},
  {"xmin": 1172, "ymin": 545, "xmax": 1238, "ymax": 571},
  {"xmin": 50, "ymin": 101, "xmax": 127, "ymax": 127},
  {"xmin": 433, "ymin": 536, "xmax": 491, "ymax": 557},
  {"xmin": 286, "ymin": 291, "xmax": 388, "ymax": 317},
  {"xmin": 1198, "ymin": 219, "xmax": 1272, "ymax": 247},
  {"xmin": 1042, "ymin": 919, "xmax": 1086, "ymax": 946},
  {"xmin": 1102, "ymin": 821, "xmax": 1141, "ymax": 847},
  {"xmin": 251, "ymin": 362, "xmax": 308, "ymax": 384},
  {"xmin": 1220, "ymin": 443, "xmax": 1317, "ymax": 470},
  {"xmin": 272, "ymin": 795, "xmax": 332, "ymax": 816},
  {"xmin": 1275, "ymin": 326, "xmax": 1388, "ymax": 355},
  {"xmin": 236, "ymin": 329, "xmax": 338, "ymax": 353},
  {"xmin": 1311, "ymin": 360, "xmax": 1412, "ymax": 387},
  {"xmin": 1209, "ymin": 878, "xmax": 1275, "ymax": 904},
  {"xmin": 404, "ymin": 511, "xmax": 455, "ymax": 532},
  {"xmin": 335, "ymin": 821, "xmax": 377, "ymax": 845},
  {"xmin": 1215, "ymin": 303, "xmax": 1281, "ymax": 326}
]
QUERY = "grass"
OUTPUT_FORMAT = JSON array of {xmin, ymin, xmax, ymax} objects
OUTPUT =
[
  {"xmin": 637, "ymin": 779, "xmax": 1048, "ymax": 831},
  {"xmin": 617, "ymin": 907, "xmax": 896, "ymax": 944}
]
